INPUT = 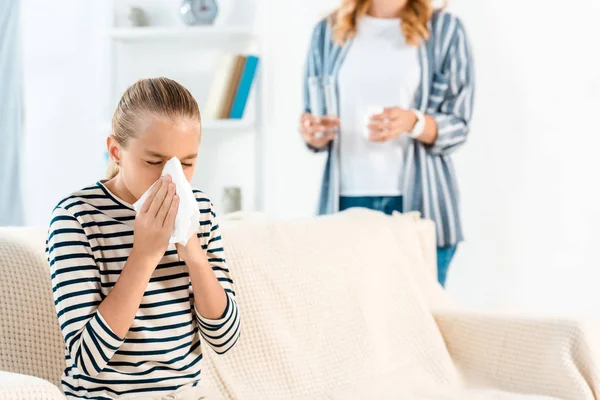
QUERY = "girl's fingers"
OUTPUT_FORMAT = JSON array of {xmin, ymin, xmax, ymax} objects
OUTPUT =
[
  {"xmin": 148, "ymin": 176, "xmax": 171, "ymax": 217},
  {"xmin": 164, "ymin": 195, "xmax": 180, "ymax": 228},
  {"xmin": 157, "ymin": 183, "xmax": 176, "ymax": 224},
  {"xmin": 140, "ymin": 180, "xmax": 163, "ymax": 214}
]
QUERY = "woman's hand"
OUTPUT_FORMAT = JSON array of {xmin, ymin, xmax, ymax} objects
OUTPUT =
[
  {"xmin": 299, "ymin": 113, "xmax": 340, "ymax": 150},
  {"xmin": 367, "ymin": 107, "xmax": 417, "ymax": 142},
  {"xmin": 132, "ymin": 175, "xmax": 179, "ymax": 265},
  {"xmin": 175, "ymin": 234, "xmax": 205, "ymax": 265}
]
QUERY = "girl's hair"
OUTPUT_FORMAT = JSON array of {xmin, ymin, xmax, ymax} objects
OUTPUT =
[
  {"xmin": 106, "ymin": 77, "xmax": 201, "ymax": 179},
  {"xmin": 330, "ymin": 0, "xmax": 443, "ymax": 46}
]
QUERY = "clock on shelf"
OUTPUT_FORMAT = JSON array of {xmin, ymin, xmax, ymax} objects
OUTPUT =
[{"xmin": 180, "ymin": 0, "xmax": 219, "ymax": 26}]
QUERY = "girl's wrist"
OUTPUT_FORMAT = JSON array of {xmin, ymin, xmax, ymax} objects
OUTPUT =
[
  {"xmin": 185, "ymin": 252, "xmax": 210, "ymax": 271},
  {"xmin": 129, "ymin": 246, "xmax": 161, "ymax": 272},
  {"xmin": 186, "ymin": 253, "xmax": 214, "ymax": 285}
]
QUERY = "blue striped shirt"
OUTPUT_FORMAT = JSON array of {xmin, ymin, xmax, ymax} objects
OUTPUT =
[
  {"xmin": 304, "ymin": 10, "xmax": 475, "ymax": 246},
  {"xmin": 46, "ymin": 182, "xmax": 240, "ymax": 399}
]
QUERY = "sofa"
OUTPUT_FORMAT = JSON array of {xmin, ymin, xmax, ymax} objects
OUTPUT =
[{"xmin": 1, "ymin": 209, "xmax": 599, "ymax": 399}]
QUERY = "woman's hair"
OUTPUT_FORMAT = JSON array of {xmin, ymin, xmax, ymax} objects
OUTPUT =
[
  {"xmin": 331, "ymin": 0, "xmax": 443, "ymax": 46},
  {"xmin": 106, "ymin": 77, "xmax": 200, "ymax": 179}
]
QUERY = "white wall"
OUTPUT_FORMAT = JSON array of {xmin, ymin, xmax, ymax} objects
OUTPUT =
[
  {"xmin": 447, "ymin": 0, "xmax": 600, "ymax": 315},
  {"xmin": 259, "ymin": 0, "xmax": 338, "ymax": 217},
  {"xmin": 22, "ymin": 0, "xmax": 110, "ymax": 226},
  {"xmin": 21, "ymin": 0, "xmax": 600, "ymax": 315}
]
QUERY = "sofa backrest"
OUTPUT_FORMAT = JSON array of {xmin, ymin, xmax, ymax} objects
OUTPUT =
[
  {"xmin": 200, "ymin": 209, "xmax": 459, "ymax": 399},
  {"xmin": 0, "ymin": 209, "xmax": 455, "ymax": 398},
  {"xmin": 0, "ymin": 228, "xmax": 64, "ymax": 387}
]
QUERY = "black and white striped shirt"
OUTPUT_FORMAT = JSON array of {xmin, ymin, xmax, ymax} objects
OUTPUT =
[{"xmin": 46, "ymin": 182, "xmax": 240, "ymax": 399}]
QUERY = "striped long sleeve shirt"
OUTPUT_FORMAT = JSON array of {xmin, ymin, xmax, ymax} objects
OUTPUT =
[{"xmin": 46, "ymin": 182, "xmax": 240, "ymax": 399}]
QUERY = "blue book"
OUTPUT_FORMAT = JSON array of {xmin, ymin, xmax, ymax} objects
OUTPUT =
[{"xmin": 229, "ymin": 55, "xmax": 259, "ymax": 119}]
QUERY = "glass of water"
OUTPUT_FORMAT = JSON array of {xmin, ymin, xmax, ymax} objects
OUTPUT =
[{"xmin": 308, "ymin": 76, "xmax": 338, "ymax": 138}]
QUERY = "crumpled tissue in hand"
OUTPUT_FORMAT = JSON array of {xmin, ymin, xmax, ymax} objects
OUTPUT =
[{"xmin": 133, "ymin": 157, "xmax": 200, "ymax": 246}]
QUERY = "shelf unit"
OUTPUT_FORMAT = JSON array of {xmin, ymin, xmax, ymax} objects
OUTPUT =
[{"xmin": 106, "ymin": 19, "xmax": 263, "ymax": 212}]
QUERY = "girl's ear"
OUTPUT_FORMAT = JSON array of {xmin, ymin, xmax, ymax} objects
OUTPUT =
[{"xmin": 107, "ymin": 135, "xmax": 122, "ymax": 165}]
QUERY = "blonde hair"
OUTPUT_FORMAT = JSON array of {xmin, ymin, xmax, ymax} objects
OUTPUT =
[
  {"xmin": 331, "ymin": 0, "xmax": 442, "ymax": 46},
  {"xmin": 106, "ymin": 77, "xmax": 201, "ymax": 179}
]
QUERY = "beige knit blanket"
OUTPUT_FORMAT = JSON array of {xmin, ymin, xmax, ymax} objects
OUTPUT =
[{"xmin": 198, "ymin": 209, "xmax": 582, "ymax": 399}]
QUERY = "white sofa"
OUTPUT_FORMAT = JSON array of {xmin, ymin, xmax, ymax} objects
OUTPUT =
[{"xmin": 1, "ymin": 209, "xmax": 599, "ymax": 399}]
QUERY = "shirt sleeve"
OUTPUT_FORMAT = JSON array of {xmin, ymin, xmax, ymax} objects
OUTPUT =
[
  {"xmin": 429, "ymin": 18, "xmax": 475, "ymax": 155},
  {"xmin": 194, "ymin": 202, "xmax": 241, "ymax": 354},
  {"xmin": 46, "ymin": 207, "xmax": 125, "ymax": 377}
]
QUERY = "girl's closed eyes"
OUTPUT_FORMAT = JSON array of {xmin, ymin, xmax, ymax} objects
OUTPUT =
[{"xmin": 146, "ymin": 160, "xmax": 194, "ymax": 167}]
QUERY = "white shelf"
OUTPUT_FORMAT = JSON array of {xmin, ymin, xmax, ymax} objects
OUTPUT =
[
  {"xmin": 108, "ymin": 26, "xmax": 255, "ymax": 42},
  {"xmin": 99, "ymin": 119, "xmax": 255, "ymax": 134}
]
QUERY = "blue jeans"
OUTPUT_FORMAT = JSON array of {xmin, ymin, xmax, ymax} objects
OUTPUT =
[{"xmin": 339, "ymin": 196, "xmax": 456, "ymax": 287}]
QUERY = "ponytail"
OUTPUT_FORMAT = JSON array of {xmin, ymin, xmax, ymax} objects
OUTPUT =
[{"xmin": 106, "ymin": 158, "xmax": 119, "ymax": 179}]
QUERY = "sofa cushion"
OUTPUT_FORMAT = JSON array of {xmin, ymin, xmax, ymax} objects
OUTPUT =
[
  {"xmin": 200, "ymin": 209, "xmax": 460, "ymax": 399},
  {"xmin": 0, "ymin": 371, "xmax": 64, "ymax": 399}
]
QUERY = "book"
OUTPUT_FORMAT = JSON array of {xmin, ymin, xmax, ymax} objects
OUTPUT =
[
  {"xmin": 229, "ymin": 55, "xmax": 259, "ymax": 119},
  {"xmin": 219, "ymin": 55, "xmax": 247, "ymax": 119},
  {"xmin": 203, "ymin": 54, "xmax": 243, "ymax": 120}
]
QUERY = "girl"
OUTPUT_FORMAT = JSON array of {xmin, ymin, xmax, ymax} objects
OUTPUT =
[
  {"xmin": 298, "ymin": 0, "xmax": 475, "ymax": 286},
  {"xmin": 46, "ymin": 77, "xmax": 240, "ymax": 399}
]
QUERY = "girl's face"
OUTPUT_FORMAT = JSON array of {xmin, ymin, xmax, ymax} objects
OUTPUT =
[{"xmin": 109, "ymin": 117, "xmax": 201, "ymax": 201}]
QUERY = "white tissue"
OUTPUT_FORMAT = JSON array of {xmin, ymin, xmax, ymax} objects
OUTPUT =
[
  {"xmin": 133, "ymin": 157, "xmax": 200, "ymax": 246},
  {"xmin": 364, "ymin": 106, "xmax": 384, "ymax": 139}
]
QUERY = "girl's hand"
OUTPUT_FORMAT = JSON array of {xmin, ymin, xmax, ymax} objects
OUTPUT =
[
  {"xmin": 176, "ymin": 234, "xmax": 205, "ymax": 265},
  {"xmin": 367, "ymin": 107, "xmax": 417, "ymax": 142},
  {"xmin": 132, "ymin": 175, "xmax": 179, "ymax": 265},
  {"xmin": 299, "ymin": 113, "xmax": 340, "ymax": 149}
]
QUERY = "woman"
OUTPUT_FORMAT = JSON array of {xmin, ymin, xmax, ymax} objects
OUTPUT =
[
  {"xmin": 299, "ymin": 0, "xmax": 474, "ymax": 286},
  {"xmin": 46, "ymin": 77, "xmax": 240, "ymax": 399}
]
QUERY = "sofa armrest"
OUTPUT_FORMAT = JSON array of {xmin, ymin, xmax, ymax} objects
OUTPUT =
[
  {"xmin": 434, "ymin": 311, "xmax": 600, "ymax": 400},
  {"xmin": 0, "ymin": 371, "xmax": 64, "ymax": 400}
]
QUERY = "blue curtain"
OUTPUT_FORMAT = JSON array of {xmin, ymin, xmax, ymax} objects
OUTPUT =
[{"xmin": 0, "ymin": 0, "xmax": 23, "ymax": 226}]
